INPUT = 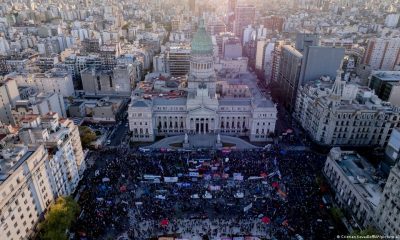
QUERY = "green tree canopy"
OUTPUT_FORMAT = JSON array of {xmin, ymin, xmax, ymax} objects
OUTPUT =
[
  {"xmin": 121, "ymin": 22, "xmax": 130, "ymax": 30},
  {"xmin": 349, "ymin": 226, "xmax": 380, "ymax": 239},
  {"xmin": 330, "ymin": 207, "xmax": 344, "ymax": 223},
  {"xmin": 79, "ymin": 126, "xmax": 97, "ymax": 148},
  {"xmin": 39, "ymin": 196, "xmax": 80, "ymax": 240}
]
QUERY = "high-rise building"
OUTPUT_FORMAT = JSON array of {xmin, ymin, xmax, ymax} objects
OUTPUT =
[
  {"xmin": 263, "ymin": 42, "xmax": 275, "ymax": 85},
  {"xmin": 81, "ymin": 38, "xmax": 101, "ymax": 54},
  {"xmin": 382, "ymin": 128, "xmax": 400, "ymax": 174},
  {"xmin": 99, "ymin": 43, "xmax": 121, "ymax": 70},
  {"xmin": 36, "ymin": 55, "xmax": 60, "ymax": 72},
  {"xmin": 368, "ymin": 71, "xmax": 400, "ymax": 106},
  {"xmin": 262, "ymin": 16, "xmax": 284, "ymax": 33},
  {"xmin": 234, "ymin": 5, "xmax": 255, "ymax": 39},
  {"xmin": 0, "ymin": 112, "xmax": 86, "ymax": 240},
  {"xmin": 243, "ymin": 39, "xmax": 257, "ymax": 69},
  {"xmin": 242, "ymin": 25, "xmax": 255, "ymax": 45},
  {"xmin": 0, "ymin": 145, "xmax": 54, "ymax": 240},
  {"xmin": 81, "ymin": 66, "xmax": 133, "ymax": 96},
  {"xmin": 0, "ymin": 79, "xmax": 20, "ymax": 125},
  {"xmin": 255, "ymin": 39, "xmax": 267, "ymax": 71},
  {"xmin": 188, "ymin": 0, "xmax": 196, "ymax": 12},
  {"xmin": 295, "ymin": 33, "xmax": 320, "ymax": 52},
  {"xmin": 320, "ymin": 38, "xmax": 354, "ymax": 50},
  {"xmin": 33, "ymin": 70, "xmax": 75, "ymax": 97},
  {"xmin": 363, "ymin": 38, "xmax": 400, "ymax": 71},
  {"xmin": 385, "ymin": 14, "xmax": 400, "ymax": 28},
  {"xmin": 226, "ymin": 0, "xmax": 237, "ymax": 31},
  {"xmin": 166, "ymin": 45, "xmax": 191, "ymax": 76},
  {"xmin": 12, "ymin": 92, "xmax": 67, "ymax": 123},
  {"xmin": 271, "ymin": 41, "xmax": 287, "ymax": 83},
  {"xmin": 18, "ymin": 113, "xmax": 81, "ymax": 197},
  {"xmin": 299, "ymin": 46, "xmax": 345, "ymax": 84},
  {"xmin": 277, "ymin": 45, "xmax": 303, "ymax": 111},
  {"xmin": 222, "ymin": 37, "xmax": 242, "ymax": 59},
  {"xmin": 60, "ymin": 118, "xmax": 86, "ymax": 176},
  {"xmin": 207, "ymin": 22, "xmax": 226, "ymax": 36},
  {"xmin": 324, "ymin": 145, "xmax": 400, "ymax": 235},
  {"xmin": 375, "ymin": 163, "xmax": 400, "ymax": 235},
  {"xmin": 0, "ymin": 55, "xmax": 10, "ymax": 76},
  {"xmin": 227, "ymin": 0, "xmax": 237, "ymax": 14}
]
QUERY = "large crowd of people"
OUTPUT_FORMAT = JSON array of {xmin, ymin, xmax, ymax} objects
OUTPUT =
[{"xmin": 72, "ymin": 146, "xmax": 340, "ymax": 240}]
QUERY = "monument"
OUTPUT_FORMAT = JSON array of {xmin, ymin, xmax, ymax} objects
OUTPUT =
[
  {"xmin": 183, "ymin": 133, "xmax": 190, "ymax": 149},
  {"xmin": 216, "ymin": 133, "xmax": 222, "ymax": 148}
]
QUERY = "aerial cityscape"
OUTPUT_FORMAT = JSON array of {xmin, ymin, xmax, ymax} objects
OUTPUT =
[{"xmin": 0, "ymin": 0, "xmax": 399, "ymax": 239}]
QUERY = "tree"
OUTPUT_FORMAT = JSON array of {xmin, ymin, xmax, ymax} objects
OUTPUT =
[
  {"xmin": 121, "ymin": 22, "xmax": 130, "ymax": 30},
  {"xmin": 330, "ymin": 207, "xmax": 344, "ymax": 223},
  {"xmin": 39, "ymin": 196, "xmax": 80, "ymax": 240},
  {"xmin": 67, "ymin": 96, "xmax": 74, "ymax": 104},
  {"xmin": 349, "ymin": 226, "xmax": 380, "ymax": 239},
  {"xmin": 79, "ymin": 126, "xmax": 97, "ymax": 148}
]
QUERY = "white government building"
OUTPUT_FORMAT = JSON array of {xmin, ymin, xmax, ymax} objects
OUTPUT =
[{"xmin": 128, "ymin": 20, "xmax": 277, "ymax": 142}]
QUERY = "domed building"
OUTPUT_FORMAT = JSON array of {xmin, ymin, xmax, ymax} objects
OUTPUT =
[
  {"xmin": 188, "ymin": 18, "xmax": 217, "ymax": 95},
  {"xmin": 190, "ymin": 19, "xmax": 213, "ymax": 55},
  {"xmin": 128, "ymin": 19, "xmax": 277, "ymax": 143}
]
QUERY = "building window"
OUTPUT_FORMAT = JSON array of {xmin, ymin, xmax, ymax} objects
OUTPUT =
[{"xmin": 97, "ymin": 76, "xmax": 101, "ymax": 91}]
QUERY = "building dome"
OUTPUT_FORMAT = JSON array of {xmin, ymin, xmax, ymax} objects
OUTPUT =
[{"xmin": 191, "ymin": 19, "xmax": 213, "ymax": 55}]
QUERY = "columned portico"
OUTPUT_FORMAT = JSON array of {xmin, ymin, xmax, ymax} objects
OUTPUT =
[
  {"xmin": 186, "ymin": 107, "xmax": 218, "ymax": 134},
  {"xmin": 192, "ymin": 117, "xmax": 214, "ymax": 134},
  {"xmin": 187, "ymin": 116, "xmax": 218, "ymax": 134}
]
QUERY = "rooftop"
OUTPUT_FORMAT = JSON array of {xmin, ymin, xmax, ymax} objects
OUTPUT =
[
  {"xmin": 131, "ymin": 100, "xmax": 151, "ymax": 108},
  {"xmin": 219, "ymin": 98, "xmax": 252, "ymax": 106},
  {"xmin": 257, "ymin": 99, "xmax": 275, "ymax": 108},
  {"xmin": 331, "ymin": 149, "xmax": 383, "ymax": 208},
  {"xmin": 0, "ymin": 147, "xmax": 34, "ymax": 182},
  {"xmin": 372, "ymin": 71, "xmax": 400, "ymax": 81},
  {"xmin": 153, "ymin": 97, "xmax": 186, "ymax": 106}
]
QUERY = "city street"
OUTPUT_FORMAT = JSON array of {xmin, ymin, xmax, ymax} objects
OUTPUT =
[{"xmin": 108, "ymin": 118, "xmax": 130, "ymax": 147}]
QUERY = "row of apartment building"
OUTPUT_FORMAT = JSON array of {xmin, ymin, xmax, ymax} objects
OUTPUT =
[{"xmin": 0, "ymin": 113, "xmax": 85, "ymax": 240}]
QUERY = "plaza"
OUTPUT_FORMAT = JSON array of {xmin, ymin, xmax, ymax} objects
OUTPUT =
[{"xmin": 72, "ymin": 145, "xmax": 342, "ymax": 240}]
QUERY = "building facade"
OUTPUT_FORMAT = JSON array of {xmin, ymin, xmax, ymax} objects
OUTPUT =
[
  {"xmin": 0, "ymin": 79, "xmax": 20, "ymax": 125},
  {"xmin": 234, "ymin": 5, "xmax": 255, "ymax": 39},
  {"xmin": 294, "ymin": 68, "xmax": 400, "ymax": 147},
  {"xmin": 0, "ymin": 145, "xmax": 54, "ymax": 240},
  {"xmin": 375, "ymin": 162, "xmax": 400, "ymax": 236},
  {"xmin": 277, "ymin": 45, "xmax": 303, "ymax": 111},
  {"xmin": 0, "ymin": 113, "xmax": 86, "ymax": 240},
  {"xmin": 323, "ymin": 148, "xmax": 383, "ymax": 229},
  {"xmin": 165, "ymin": 45, "xmax": 191, "ymax": 77},
  {"xmin": 299, "ymin": 46, "xmax": 345, "ymax": 84},
  {"xmin": 12, "ymin": 92, "xmax": 66, "ymax": 123},
  {"xmin": 368, "ymin": 71, "xmax": 400, "ymax": 106},
  {"xmin": 81, "ymin": 65, "xmax": 133, "ymax": 96},
  {"xmin": 33, "ymin": 70, "xmax": 75, "ymax": 97},
  {"xmin": 363, "ymin": 38, "xmax": 400, "ymax": 71},
  {"xmin": 295, "ymin": 33, "xmax": 320, "ymax": 52}
]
